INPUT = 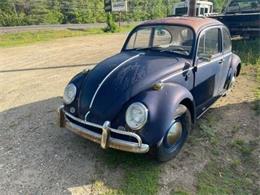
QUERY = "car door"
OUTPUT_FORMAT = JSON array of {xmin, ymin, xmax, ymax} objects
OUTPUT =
[
  {"xmin": 191, "ymin": 27, "xmax": 223, "ymax": 116},
  {"xmin": 217, "ymin": 27, "xmax": 233, "ymax": 94}
]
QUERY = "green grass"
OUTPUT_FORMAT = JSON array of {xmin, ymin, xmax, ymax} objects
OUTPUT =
[
  {"xmin": 197, "ymin": 162, "xmax": 255, "ymax": 195},
  {"xmin": 198, "ymin": 117, "xmax": 218, "ymax": 145},
  {"xmin": 232, "ymin": 38, "xmax": 260, "ymax": 66},
  {"xmin": 254, "ymin": 62, "xmax": 260, "ymax": 115},
  {"xmin": 101, "ymin": 150, "xmax": 160, "ymax": 195},
  {"xmin": 231, "ymin": 139, "xmax": 256, "ymax": 156},
  {"xmin": 233, "ymin": 38, "xmax": 260, "ymax": 114},
  {"xmin": 0, "ymin": 24, "xmax": 135, "ymax": 47},
  {"xmin": 171, "ymin": 188, "xmax": 190, "ymax": 195}
]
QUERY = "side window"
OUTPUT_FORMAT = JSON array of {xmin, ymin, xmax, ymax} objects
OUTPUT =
[
  {"xmin": 223, "ymin": 28, "xmax": 232, "ymax": 52},
  {"xmin": 126, "ymin": 28, "xmax": 152, "ymax": 49},
  {"xmin": 198, "ymin": 28, "xmax": 221, "ymax": 58},
  {"xmin": 153, "ymin": 28, "xmax": 172, "ymax": 47},
  {"xmin": 200, "ymin": 8, "xmax": 205, "ymax": 15}
]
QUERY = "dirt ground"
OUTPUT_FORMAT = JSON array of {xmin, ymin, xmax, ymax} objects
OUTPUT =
[{"xmin": 0, "ymin": 34, "xmax": 259, "ymax": 194}]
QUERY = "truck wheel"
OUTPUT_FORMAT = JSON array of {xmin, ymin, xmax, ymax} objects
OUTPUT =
[{"xmin": 156, "ymin": 104, "xmax": 192, "ymax": 162}]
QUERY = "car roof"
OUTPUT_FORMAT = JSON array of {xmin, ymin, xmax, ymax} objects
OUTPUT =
[{"xmin": 141, "ymin": 17, "xmax": 223, "ymax": 33}]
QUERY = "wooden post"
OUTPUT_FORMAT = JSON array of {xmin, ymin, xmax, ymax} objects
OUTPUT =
[{"xmin": 189, "ymin": 0, "xmax": 197, "ymax": 16}]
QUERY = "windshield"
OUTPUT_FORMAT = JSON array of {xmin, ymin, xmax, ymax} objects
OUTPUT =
[
  {"xmin": 125, "ymin": 25, "xmax": 194, "ymax": 56},
  {"xmin": 226, "ymin": 0, "xmax": 260, "ymax": 13}
]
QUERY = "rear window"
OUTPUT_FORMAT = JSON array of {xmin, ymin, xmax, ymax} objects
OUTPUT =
[{"xmin": 226, "ymin": 0, "xmax": 260, "ymax": 13}]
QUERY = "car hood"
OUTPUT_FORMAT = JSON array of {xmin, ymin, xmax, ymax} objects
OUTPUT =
[{"xmin": 78, "ymin": 51, "xmax": 187, "ymax": 123}]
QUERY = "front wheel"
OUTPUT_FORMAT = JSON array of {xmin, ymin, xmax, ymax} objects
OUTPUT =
[{"xmin": 156, "ymin": 104, "xmax": 192, "ymax": 162}]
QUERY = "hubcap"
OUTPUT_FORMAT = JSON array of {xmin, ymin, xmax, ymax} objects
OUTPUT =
[{"xmin": 167, "ymin": 121, "xmax": 183, "ymax": 145}]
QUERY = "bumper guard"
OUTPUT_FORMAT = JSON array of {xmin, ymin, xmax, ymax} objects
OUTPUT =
[{"xmin": 58, "ymin": 106, "xmax": 149, "ymax": 153}]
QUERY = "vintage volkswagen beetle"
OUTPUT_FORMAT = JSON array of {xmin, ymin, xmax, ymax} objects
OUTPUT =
[{"xmin": 58, "ymin": 17, "xmax": 241, "ymax": 161}]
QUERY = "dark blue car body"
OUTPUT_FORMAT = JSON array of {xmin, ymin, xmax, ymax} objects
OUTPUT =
[{"xmin": 59, "ymin": 17, "xmax": 241, "ymax": 160}]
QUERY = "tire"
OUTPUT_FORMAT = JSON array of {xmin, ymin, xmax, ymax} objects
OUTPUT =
[
  {"xmin": 156, "ymin": 104, "xmax": 192, "ymax": 162},
  {"xmin": 226, "ymin": 73, "xmax": 236, "ymax": 95}
]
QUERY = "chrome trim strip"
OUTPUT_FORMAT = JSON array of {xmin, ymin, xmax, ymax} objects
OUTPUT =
[
  {"xmin": 197, "ymin": 52, "xmax": 232, "ymax": 68},
  {"xmin": 161, "ymin": 67, "xmax": 194, "ymax": 82},
  {"xmin": 64, "ymin": 110, "xmax": 143, "ymax": 147},
  {"xmin": 89, "ymin": 54, "xmax": 142, "ymax": 109},
  {"xmin": 196, "ymin": 106, "xmax": 212, "ymax": 119},
  {"xmin": 161, "ymin": 51, "xmax": 231, "ymax": 83}
]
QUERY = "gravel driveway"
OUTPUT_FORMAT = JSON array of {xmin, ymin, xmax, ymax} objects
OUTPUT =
[{"xmin": 0, "ymin": 34, "xmax": 127, "ymax": 195}]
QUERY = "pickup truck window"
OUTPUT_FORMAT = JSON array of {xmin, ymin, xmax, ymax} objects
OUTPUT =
[
  {"xmin": 226, "ymin": 0, "xmax": 260, "ymax": 13},
  {"xmin": 198, "ymin": 28, "xmax": 221, "ymax": 57}
]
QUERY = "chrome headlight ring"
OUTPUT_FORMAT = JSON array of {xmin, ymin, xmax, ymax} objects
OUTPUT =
[
  {"xmin": 63, "ymin": 83, "xmax": 77, "ymax": 105},
  {"xmin": 125, "ymin": 102, "xmax": 148, "ymax": 131}
]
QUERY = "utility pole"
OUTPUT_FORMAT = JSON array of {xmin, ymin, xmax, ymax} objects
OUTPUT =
[{"xmin": 189, "ymin": 0, "xmax": 197, "ymax": 16}]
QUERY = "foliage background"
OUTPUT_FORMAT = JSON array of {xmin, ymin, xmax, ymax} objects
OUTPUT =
[{"xmin": 0, "ymin": 0, "xmax": 226, "ymax": 26}]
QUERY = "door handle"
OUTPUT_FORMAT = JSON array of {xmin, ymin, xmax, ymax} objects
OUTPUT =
[
  {"xmin": 218, "ymin": 59, "xmax": 224, "ymax": 64},
  {"xmin": 185, "ymin": 71, "xmax": 192, "ymax": 81}
]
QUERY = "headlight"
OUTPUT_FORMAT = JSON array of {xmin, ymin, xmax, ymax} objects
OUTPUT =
[
  {"xmin": 125, "ymin": 102, "xmax": 148, "ymax": 130},
  {"xmin": 63, "ymin": 83, "xmax": 77, "ymax": 104}
]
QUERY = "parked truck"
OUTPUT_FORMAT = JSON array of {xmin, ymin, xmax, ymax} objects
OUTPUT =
[
  {"xmin": 211, "ymin": 0, "xmax": 260, "ymax": 38},
  {"xmin": 172, "ymin": 0, "xmax": 215, "ymax": 16}
]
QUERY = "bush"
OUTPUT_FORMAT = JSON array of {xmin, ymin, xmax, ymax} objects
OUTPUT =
[
  {"xmin": 44, "ymin": 10, "xmax": 64, "ymax": 24},
  {"xmin": 0, "ymin": 13, "xmax": 28, "ymax": 26}
]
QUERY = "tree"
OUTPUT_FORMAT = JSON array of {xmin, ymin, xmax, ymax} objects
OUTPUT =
[{"xmin": 0, "ymin": 0, "xmax": 226, "ymax": 27}]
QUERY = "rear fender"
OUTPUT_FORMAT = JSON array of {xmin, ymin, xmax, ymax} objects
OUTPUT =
[
  {"xmin": 224, "ymin": 54, "xmax": 241, "ymax": 88},
  {"xmin": 133, "ymin": 83, "xmax": 195, "ymax": 146},
  {"xmin": 231, "ymin": 54, "xmax": 241, "ymax": 76}
]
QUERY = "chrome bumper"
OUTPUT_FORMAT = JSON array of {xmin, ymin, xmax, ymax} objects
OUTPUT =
[{"xmin": 58, "ymin": 106, "xmax": 149, "ymax": 153}]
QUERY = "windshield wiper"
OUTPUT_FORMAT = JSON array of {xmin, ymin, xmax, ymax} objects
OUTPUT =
[{"xmin": 133, "ymin": 47, "xmax": 151, "ymax": 51}]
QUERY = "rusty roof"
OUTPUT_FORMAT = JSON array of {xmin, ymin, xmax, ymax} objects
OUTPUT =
[{"xmin": 142, "ymin": 17, "xmax": 223, "ymax": 33}]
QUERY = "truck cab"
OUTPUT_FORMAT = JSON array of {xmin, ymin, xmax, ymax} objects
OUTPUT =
[{"xmin": 172, "ymin": 0, "xmax": 214, "ymax": 16}]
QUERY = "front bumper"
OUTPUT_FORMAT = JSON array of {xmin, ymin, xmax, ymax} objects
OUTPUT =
[{"xmin": 58, "ymin": 106, "xmax": 149, "ymax": 153}]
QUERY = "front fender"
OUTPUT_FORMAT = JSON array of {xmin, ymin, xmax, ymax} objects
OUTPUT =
[{"xmin": 133, "ymin": 83, "xmax": 195, "ymax": 146}]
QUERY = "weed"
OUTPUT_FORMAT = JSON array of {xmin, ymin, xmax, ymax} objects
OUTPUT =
[
  {"xmin": 231, "ymin": 139, "xmax": 256, "ymax": 156},
  {"xmin": 198, "ymin": 116, "xmax": 218, "ymax": 145},
  {"xmin": 231, "ymin": 124, "xmax": 240, "ymax": 134},
  {"xmin": 230, "ymin": 159, "xmax": 241, "ymax": 169}
]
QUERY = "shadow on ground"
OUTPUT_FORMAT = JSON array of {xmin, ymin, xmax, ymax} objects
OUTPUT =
[{"xmin": 0, "ymin": 97, "xmax": 259, "ymax": 194}]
